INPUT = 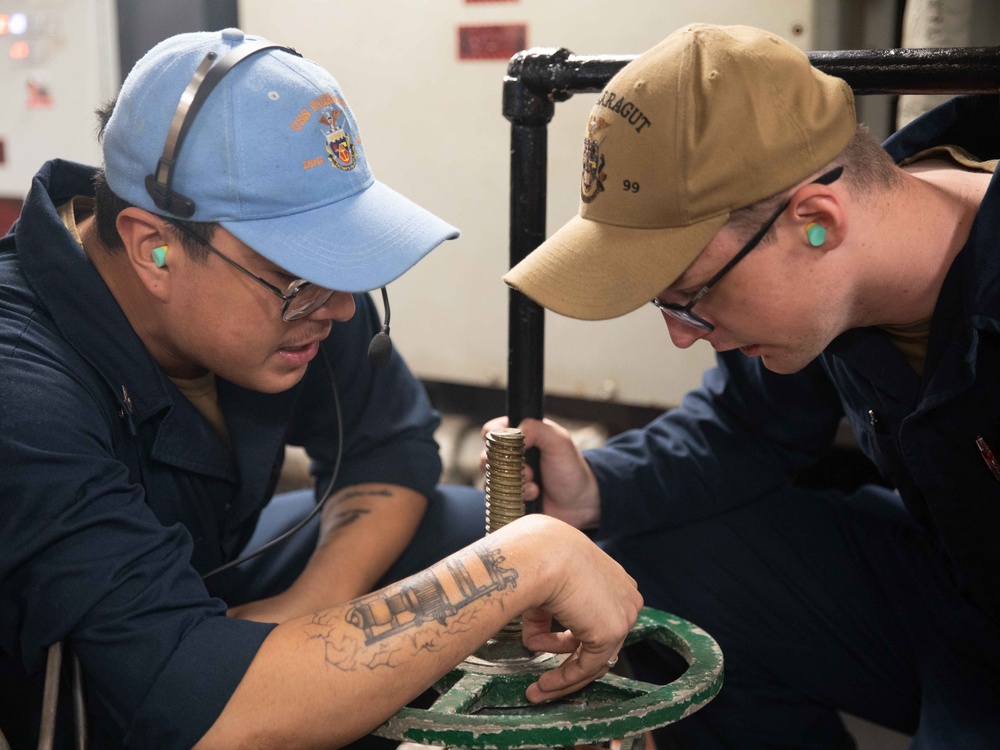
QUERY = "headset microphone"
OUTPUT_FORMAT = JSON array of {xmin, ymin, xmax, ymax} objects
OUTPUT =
[{"xmin": 367, "ymin": 286, "xmax": 393, "ymax": 368}]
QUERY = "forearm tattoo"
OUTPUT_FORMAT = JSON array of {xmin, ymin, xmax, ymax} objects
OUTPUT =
[
  {"xmin": 339, "ymin": 488, "xmax": 393, "ymax": 502},
  {"xmin": 325, "ymin": 507, "xmax": 370, "ymax": 533},
  {"xmin": 306, "ymin": 542, "xmax": 518, "ymax": 671},
  {"xmin": 323, "ymin": 488, "xmax": 390, "ymax": 534}
]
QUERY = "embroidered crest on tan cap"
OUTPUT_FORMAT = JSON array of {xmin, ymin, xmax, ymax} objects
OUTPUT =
[{"xmin": 581, "ymin": 115, "xmax": 611, "ymax": 203}]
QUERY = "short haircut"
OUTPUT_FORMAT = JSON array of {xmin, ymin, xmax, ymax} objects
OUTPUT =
[
  {"xmin": 92, "ymin": 98, "xmax": 217, "ymax": 261},
  {"xmin": 724, "ymin": 124, "xmax": 902, "ymax": 245}
]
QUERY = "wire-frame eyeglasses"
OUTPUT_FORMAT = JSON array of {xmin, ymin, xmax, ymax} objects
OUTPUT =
[
  {"xmin": 166, "ymin": 220, "xmax": 335, "ymax": 322},
  {"xmin": 651, "ymin": 166, "xmax": 844, "ymax": 332}
]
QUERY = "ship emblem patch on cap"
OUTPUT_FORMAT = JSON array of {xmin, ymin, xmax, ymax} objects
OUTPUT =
[
  {"xmin": 319, "ymin": 107, "xmax": 357, "ymax": 171},
  {"xmin": 581, "ymin": 115, "xmax": 610, "ymax": 204}
]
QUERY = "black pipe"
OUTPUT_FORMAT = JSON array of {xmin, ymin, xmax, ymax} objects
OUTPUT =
[
  {"xmin": 508, "ymin": 45, "xmax": 1000, "ymax": 98},
  {"xmin": 503, "ymin": 64, "xmax": 556, "ymax": 506}
]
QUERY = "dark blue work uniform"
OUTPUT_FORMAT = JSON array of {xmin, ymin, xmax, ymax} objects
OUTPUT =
[
  {"xmin": 588, "ymin": 96, "xmax": 1000, "ymax": 749},
  {"xmin": 0, "ymin": 160, "xmax": 483, "ymax": 748}
]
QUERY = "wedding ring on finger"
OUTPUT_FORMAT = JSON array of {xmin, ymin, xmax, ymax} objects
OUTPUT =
[{"xmin": 606, "ymin": 654, "xmax": 619, "ymax": 669}]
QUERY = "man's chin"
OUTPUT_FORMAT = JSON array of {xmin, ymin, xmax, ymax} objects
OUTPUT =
[
  {"xmin": 759, "ymin": 351, "xmax": 817, "ymax": 375},
  {"xmin": 234, "ymin": 367, "xmax": 310, "ymax": 395}
]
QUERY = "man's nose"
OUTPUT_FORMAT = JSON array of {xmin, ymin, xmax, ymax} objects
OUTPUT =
[
  {"xmin": 308, "ymin": 291, "xmax": 356, "ymax": 323},
  {"xmin": 664, "ymin": 315, "xmax": 710, "ymax": 349}
]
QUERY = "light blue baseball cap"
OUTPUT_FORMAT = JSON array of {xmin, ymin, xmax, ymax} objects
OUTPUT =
[{"xmin": 103, "ymin": 28, "xmax": 459, "ymax": 292}]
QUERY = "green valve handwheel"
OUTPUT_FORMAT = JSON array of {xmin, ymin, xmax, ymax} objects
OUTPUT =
[{"xmin": 375, "ymin": 606, "xmax": 724, "ymax": 749}]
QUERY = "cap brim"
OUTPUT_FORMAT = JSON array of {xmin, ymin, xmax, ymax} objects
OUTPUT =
[
  {"xmin": 503, "ymin": 212, "xmax": 728, "ymax": 320},
  {"xmin": 222, "ymin": 179, "xmax": 459, "ymax": 293}
]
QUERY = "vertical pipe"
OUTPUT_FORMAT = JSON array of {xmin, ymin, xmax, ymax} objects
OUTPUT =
[
  {"xmin": 504, "ymin": 68, "xmax": 555, "ymax": 510},
  {"xmin": 506, "ymin": 120, "xmax": 548, "ymax": 430}
]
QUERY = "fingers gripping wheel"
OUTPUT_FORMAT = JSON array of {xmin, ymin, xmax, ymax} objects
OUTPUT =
[{"xmin": 374, "ymin": 606, "xmax": 724, "ymax": 749}]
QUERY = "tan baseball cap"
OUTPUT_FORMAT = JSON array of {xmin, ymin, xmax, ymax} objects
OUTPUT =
[{"xmin": 504, "ymin": 24, "xmax": 857, "ymax": 320}]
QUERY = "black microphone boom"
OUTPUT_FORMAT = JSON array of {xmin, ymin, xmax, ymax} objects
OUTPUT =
[{"xmin": 367, "ymin": 286, "xmax": 393, "ymax": 368}]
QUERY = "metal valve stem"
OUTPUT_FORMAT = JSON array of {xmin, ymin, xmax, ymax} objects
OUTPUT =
[
  {"xmin": 480, "ymin": 427, "xmax": 530, "ymax": 655},
  {"xmin": 485, "ymin": 427, "xmax": 526, "ymax": 534}
]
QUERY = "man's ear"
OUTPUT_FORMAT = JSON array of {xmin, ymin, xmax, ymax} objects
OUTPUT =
[
  {"xmin": 787, "ymin": 181, "xmax": 848, "ymax": 252},
  {"xmin": 116, "ymin": 207, "xmax": 173, "ymax": 300}
]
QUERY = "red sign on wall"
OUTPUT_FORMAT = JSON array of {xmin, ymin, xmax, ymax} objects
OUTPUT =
[{"xmin": 458, "ymin": 24, "xmax": 527, "ymax": 61}]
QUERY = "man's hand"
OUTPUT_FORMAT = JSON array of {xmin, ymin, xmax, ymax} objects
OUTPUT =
[
  {"xmin": 516, "ymin": 517, "xmax": 643, "ymax": 702},
  {"xmin": 481, "ymin": 416, "xmax": 602, "ymax": 530}
]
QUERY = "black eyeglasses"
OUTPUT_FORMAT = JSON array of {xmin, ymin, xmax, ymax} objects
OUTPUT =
[
  {"xmin": 652, "ymin": 166, "xmax": 844, "ymax": 332},
  {"xmin": 166, "ymin": 221, "xmax": 335, "ymax": 322}
]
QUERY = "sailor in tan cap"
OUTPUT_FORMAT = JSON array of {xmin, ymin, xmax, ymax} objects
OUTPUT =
[{"xmin": 490, "ymin": 23, "xmax": 1000, "ymax": 747}]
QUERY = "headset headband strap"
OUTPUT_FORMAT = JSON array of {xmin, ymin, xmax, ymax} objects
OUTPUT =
[{"xmin": 145, "ymin": 40, "xmax": 301, "ymax": 217}]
